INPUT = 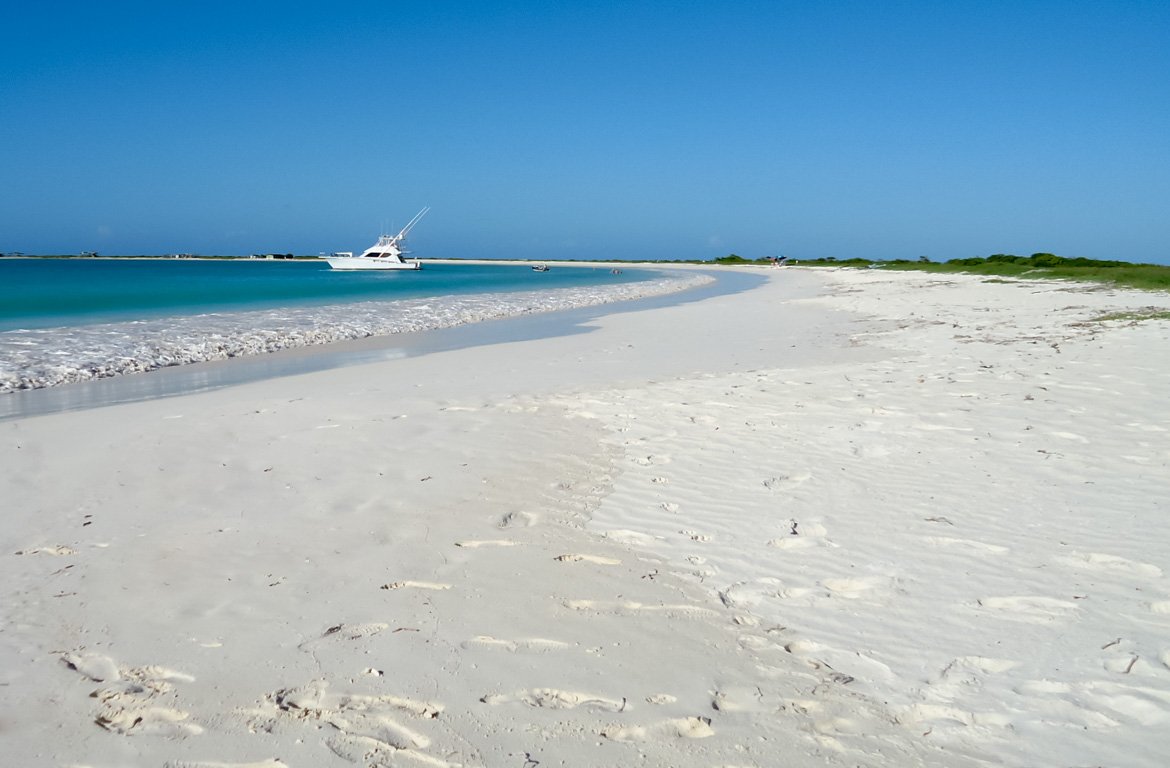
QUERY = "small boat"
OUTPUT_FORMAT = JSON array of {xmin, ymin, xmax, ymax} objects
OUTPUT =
[
  {"xmin": 321, "ymin": 208, "xmax": 429, "ymax": 270},
  {"xmin": 532, "ymin": 263, "xmax": 550, "ymax": 272}
]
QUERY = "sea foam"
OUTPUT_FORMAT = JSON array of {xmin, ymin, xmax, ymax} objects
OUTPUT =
[{"xmin": 0, "ymin": 271, "xmax": 711, "ymax": 393}]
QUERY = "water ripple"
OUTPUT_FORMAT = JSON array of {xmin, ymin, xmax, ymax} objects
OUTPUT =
[{"xmin": 0, "ymin": 272, "xmax": 710, "ymax": 393}]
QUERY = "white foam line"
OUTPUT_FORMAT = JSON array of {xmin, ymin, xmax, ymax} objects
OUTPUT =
[{"xmin": 0, "ymin": 273, "xmax": 712, "ymax": 393}]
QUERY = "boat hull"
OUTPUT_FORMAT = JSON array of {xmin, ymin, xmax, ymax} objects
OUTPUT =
[{"xmin": 322, "ymin": 257, "xmax": 421, "ymax": 270}]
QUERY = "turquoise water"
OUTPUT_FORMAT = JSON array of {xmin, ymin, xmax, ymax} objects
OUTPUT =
[
  {"xmin": 0, "ymin": 258, "xmax": 706, "ymax": 392},
  {"xmin": 0, "ymin": 258, "xmax": 655, "ymax": 331}
]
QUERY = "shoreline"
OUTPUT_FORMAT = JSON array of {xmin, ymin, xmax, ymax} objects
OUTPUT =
[
  {"xmin": 0, "ymin": 268, "xmax": 763, "ymax": 421},
  {"xmin": 0, "ymin": 263, "xmax": 718, "ymax": 399},
  {"xmin": 2, "ymin": 268, "xmax": 1168, "ymax": 766},
  {"xmin": 0, "ymin": 267, "xmax": 767, "ymax": 421}
]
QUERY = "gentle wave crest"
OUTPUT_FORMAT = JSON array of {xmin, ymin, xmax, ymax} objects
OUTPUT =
[{"xmin": 0, "ymin": 272, "xmax": 710, "ymax": 393}]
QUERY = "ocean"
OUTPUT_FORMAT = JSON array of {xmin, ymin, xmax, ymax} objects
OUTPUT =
[{"xmin": 0, "ymin": 258, "xmax": 708, "ymax": 394}]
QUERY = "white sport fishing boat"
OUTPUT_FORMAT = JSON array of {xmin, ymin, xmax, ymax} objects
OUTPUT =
[{"xmin": 322, "ymin": 208, "xmax": 429, "ymax": 270}]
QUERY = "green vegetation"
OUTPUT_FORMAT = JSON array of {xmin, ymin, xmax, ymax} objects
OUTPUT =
[
  {"xmin": 789, "ymin": 252, "xmax": 1170, "ymax": 292},
  {"xmin": 1088, "ymin": 307, "xmax": 1170, "ymax": 324},
  {"xmin": 790, "ymin": 256, "xmax": 875, "ymax": 267},
  {"xmin": 713, "ymin": 254, "xmax": 772, "ymax": 265}
]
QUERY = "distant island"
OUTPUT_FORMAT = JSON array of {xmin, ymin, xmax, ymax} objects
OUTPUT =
[{"xmin": 2, "ymin": 250, "xmax": 1167, "ymax": 292}]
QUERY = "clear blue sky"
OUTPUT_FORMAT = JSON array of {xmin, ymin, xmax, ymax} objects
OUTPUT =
[{"xmin": 2, "ymin": 1, "xmax": 1168, "ymax": 263}]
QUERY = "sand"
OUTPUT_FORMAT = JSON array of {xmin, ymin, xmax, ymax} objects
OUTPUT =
[{"xmin": 2, "ymin": 266, "xmax": 1168, "ymax": 767}]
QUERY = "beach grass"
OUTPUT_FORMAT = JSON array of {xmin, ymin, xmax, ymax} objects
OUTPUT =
[
  {"xmin": 792, "ymin": 254, "xmax": 1170, "ymax": 292},
  {"xmin": 1087, "ymin": 307, "xmax": 1170, "ymax": 324}
]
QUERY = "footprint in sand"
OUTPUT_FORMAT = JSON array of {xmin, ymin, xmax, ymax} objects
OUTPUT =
[
  {"xmin": 1051, "ymin": 430, "xmax": 1090, "ymax": 443},
  {"xmin": 265, "ymin": 679, "xmax": 328, "ymax": 712},
  {"xmin": 324, "ymin": 622, "xmax": 389, "ymax": 639},
  {"xmin": 924, "ymin": 536, "xmax": 1009, "ymax": 555},
  {"xmin": 461, "ymin": 636, "xmax": 570, "ymax": 653},
  {"xmin": 786, "ymin": 696, "xmax": 891, "ymax": 747},
  {"xmin": 1103, "ymin": 655, "xmax": 1146, "ymax": 675},
  {"xmin": 555, "ymin": 553, "xmax": 621, "ymax": 565},
  {"xmin": 782, "ymin": 639, "xmax": 823, "ymax": 656},
  {"xmin": 381, "ymin": 581, "xmax": 452, "ymax": 591},
  {"xmin": 781, "ymin": 639, "xmax": 896, "ymax": 685},
  {"xmin": 1007, "ymin": 682, "xmax": 1122, "ymax": 729},
  {"xmin": 601, "ymin": 529, "xmax": 661, "ymax": 546},
  {"xmin": 632, "ymin": 455, "xmax": 671, "ymax": 466},
  {"xmin": 125, "ymin": 665, "xmax": 197, "ymax": 685},
  {"xmin": 481, "ymin": 688, "xmax": 628, "ymax": 712},
  {"xmin": 894, "ymin": 702, "xmax": 990, "ymax": 729},
  {"xmin": 166, "ymin": 761, "xmax": 290, "ymax": 768},
  {"xmin": 1013, "ymin": 679, "xmax": 1072, "ymax": 696},
  {"xmin": 96, "ymin": 706, "xmax": 204, "ymax": 736},
  {"xmin": 850, "ymin": 442, "xmax": 892, "ymax": 459},
  {"xmin": 1084, "ymin": 680, "xmax": 1170, "ymax": 726},
  {"xmin": 497, "ymin": 511, "xmax": 538, "ymax": 528},
  {"xmin": 61, "ymin": 654, "xmax": 202, "ymax": 737},
  {"xmin": 938, "ymin": 656, "xmax": 1018, "ymax": 678},
  {"xmin": 767, "ymin": 520, "xmax": 833, "ymax": 550},
  {"xmin": 298, "ymin": 623, "xmax": 389, "ymax": 650},
  {"xmin": 712, "ymin": 686, "xmax": 786, "ymax": 713},
  {"xmin": 762, "ymin": 472, "xmax": 811, "ymax": 491},
  {"xmin": 679, "ymin": 530, "xmax": 711, "ymax": 542},
  {"xmin": 927, "ymin": 656, "xmax": 1018, "ymax": 700},
  {"xmin": 717, "ymin": 580, "xmax": 782, "ymax": 610},
  {"xmin": 91, "ymin": 667, "xmax": 196, "ymax": 704},
  {"xmin": 767, "ymin": 535, "xmax": 818, "ymax": 551},
  {"xmin": 326, "ymin": 711, "xmax": 431, "ymax": 749},
  {"xmin": 61, "ymin": 651, "xmax": 121, "ymax": 682},
  {"xmin": 326, "ymin": 734, "xmax": 445, "ymax": 766},
  {"xmin": 601, "ymin": 716, "xmax": 714, "ymax": 742},
  {"xmin": 329, "ymin": 692, "xmax": 443, "ymax": 719},
  {"xmin": 454, "ymin": 539, "xmax": 517, "ymax": 548},
  {"xmin": 976, "ymin": 595, "xmax": 1079, "ymax": 623},
  {"xmin": 64, "ymin": 655, "xmax": 195, "ymax": 707},
  {"xmin": 684, "ymin": 554, "xmax": 720, "ymax": 578},
  {"xmin": 820, "ymin": 575, "xmax": 889, "ymax": 600},
  {"xmin": 1054, "ymin": 551, "xmax": 1163, "ymax": 579},
  {"xmin": 15, "ymin": 545, "xmax": 77, "ymax": 556},
  {"xmin": 254, "ymin": 680, "xmax": 444, "ymax": 763},
  {"xmin": 564, "ymin": 599, "xmax": 719, "ymax": 619}
]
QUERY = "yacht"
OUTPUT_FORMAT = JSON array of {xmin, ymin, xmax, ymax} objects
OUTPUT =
[{"xmin": 322, "ymin": 208, "xmax": 429, "ymax": 270}]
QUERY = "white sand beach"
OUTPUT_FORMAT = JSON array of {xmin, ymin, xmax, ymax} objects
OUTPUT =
[{"xmin": 2, "ymin": 267, "xmax": 1169, "ymax": 767}]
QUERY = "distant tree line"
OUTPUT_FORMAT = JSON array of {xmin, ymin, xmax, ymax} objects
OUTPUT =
[
  {"xmin": 749, "ymin": 253, "xmax": 1150, "ymax": 270},
  {"xmin": 941, "ymin": 253, "xmax": 1133, "ymax": 269}
]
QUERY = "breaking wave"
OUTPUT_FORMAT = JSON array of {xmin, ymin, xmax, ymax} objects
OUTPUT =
[{"xmin": 0, "ymin": 271, "xmax": 711, "ymax": 393}]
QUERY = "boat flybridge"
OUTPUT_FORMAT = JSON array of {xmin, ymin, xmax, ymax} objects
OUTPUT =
[{"xmin": 322, "ymin": 208, "xmax": 429, "ymax": 270}]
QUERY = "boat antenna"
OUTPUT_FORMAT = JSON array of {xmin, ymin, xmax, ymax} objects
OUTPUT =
[{"xmin": 395, "ymin": 207, "xmax": 430, "ymax": 239}]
